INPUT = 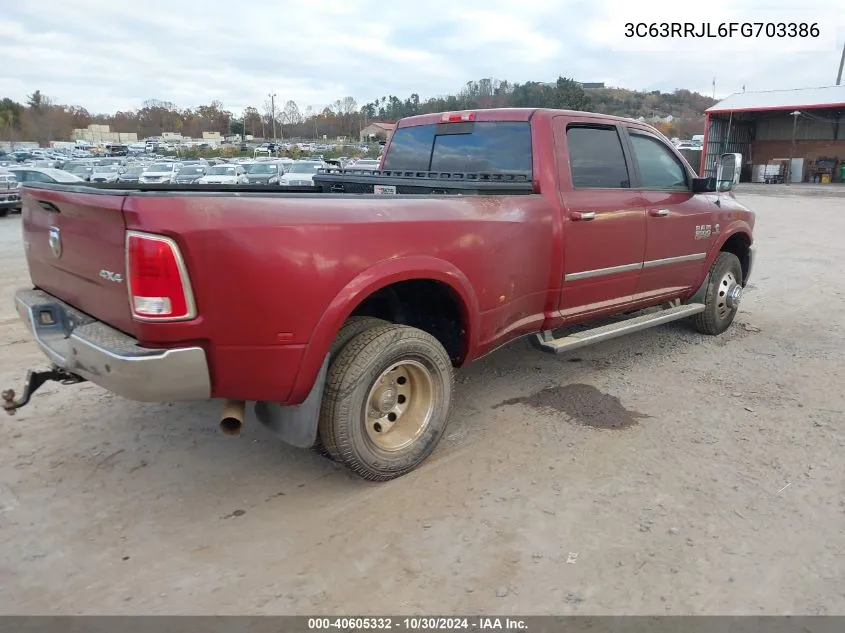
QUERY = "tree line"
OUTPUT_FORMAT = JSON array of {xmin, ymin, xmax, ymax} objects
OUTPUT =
[{"xmin": 1, "ymin": 78, "xmax": 716, "ymax": 146}]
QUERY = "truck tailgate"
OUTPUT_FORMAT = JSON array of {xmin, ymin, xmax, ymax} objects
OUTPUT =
[{"xmin": 22, "ymin": 185, "xmax": 137, "ymax": 336}]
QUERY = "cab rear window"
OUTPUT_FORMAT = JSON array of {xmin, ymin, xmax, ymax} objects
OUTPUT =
[{"xmin": 383, "ymin": 121, "xmax": 532, "ymax": 175}]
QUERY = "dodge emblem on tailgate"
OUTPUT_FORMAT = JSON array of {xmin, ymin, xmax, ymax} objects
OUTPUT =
[{"xmin": 48, "ymin": 227, "xmax": 62, "ymax": 258}]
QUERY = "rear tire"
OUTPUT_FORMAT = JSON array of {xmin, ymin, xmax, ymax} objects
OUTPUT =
[
  {"xmin": 691, "ymin": 252, "xmax": 743, "ymax": 335},
  {"xmin": 313, "ymin": 316, "xmax": 387, "ymax": 460},
  {"xmin": 0, "ymin": 209, "xmax": 8, "ymax": 218},
  {"xmin": 318, "ymin": 324, "xmax": 454, "ymax": 481}
]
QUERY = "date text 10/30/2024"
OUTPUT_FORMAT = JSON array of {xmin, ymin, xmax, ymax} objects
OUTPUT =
[
  {"xmin": 624, "ymin": 22, "xmax": 819, "ymax": 38},
  {"xmin": 308, "ymin": 617, "xmax": 529, "ymax": 630}
]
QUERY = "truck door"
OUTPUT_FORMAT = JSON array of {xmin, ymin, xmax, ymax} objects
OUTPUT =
[
  {"xmin": 553, "ymin": 117, "xmax": 647, "ymax": 316},
  {"xmin": 623, "ymin": 127, "xmax": 714, "ymax": 298}
]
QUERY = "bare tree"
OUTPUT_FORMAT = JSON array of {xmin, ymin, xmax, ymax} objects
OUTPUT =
[
  {"xmin": 278, "ymin": 100, "xmax": 301, "ymax": 138},
  {"xmin": 243, "ymin": 106, "xmax": 261, "ymax": 137}
]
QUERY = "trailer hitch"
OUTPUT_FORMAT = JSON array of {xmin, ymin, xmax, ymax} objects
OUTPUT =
[{"xmin": 2, "ymin": 367, "xmax": 86, "ymax": 415}]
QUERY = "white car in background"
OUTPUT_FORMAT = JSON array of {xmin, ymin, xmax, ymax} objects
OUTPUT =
[
  {"xmin": 278, "ymin": 161, "xmax": 325, "ymax": 186},
  {"xmin": 89, "ymin": 164, "xmax": 121, "ymax": 183},
  {"xmin": 0, "ymin": 171, "xmax": 21, "ymax": 216},
  {"xmin": 139, "ymin": 162, "xmax": 179, "ymax": 184},
  {"xmin": 197, "ymin": 164, "xmax": 248, "ymax": 185}
]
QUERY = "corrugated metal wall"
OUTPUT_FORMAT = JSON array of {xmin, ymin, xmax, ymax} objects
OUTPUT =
[
  {"xmin": 704, "ymin": 108, "xmax": 844, "ymax": 177},
  {"xmin": 756, "ymin": 114, "xmax": 844, "ymax": 141},
  {"xmin": 703, "ymin": 116, "xmax": 754, "ymax": 178},
  {"xmin": 678, "ymin": 148, "xmax": 703, "ymax": 174}
]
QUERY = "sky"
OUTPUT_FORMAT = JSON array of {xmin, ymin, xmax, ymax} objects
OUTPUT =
[{"xmin": 1, "ymin": 0, "xmax": 843, "ymax": 116}]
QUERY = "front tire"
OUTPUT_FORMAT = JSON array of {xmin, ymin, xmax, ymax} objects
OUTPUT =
[
  {"xmin": 691, "ymin": 252, "xmax": 743, "ymax": 335},
  {"xmin": 318, "ymin": 324, "xmax": 454, "ymax": 481}
]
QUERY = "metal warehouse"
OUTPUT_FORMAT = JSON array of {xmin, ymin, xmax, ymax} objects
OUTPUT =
[{"xmin": 701, "ymin": 85, "xmax": 845, "ymax": 184}]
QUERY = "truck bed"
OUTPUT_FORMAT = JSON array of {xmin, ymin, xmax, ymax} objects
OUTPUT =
[{"xmin": 18, "ymin": 180, "xmax": 552, "ymax": 404}]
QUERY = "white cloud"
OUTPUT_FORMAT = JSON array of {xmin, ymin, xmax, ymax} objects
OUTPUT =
[{"xmin": 1, "ymin": 0, "xmax": 843, "ymax": 114}]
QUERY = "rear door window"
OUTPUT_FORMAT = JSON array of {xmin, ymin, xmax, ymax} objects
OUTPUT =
[{"xmin": 383, "ymin": 121, "xmax": 532, "ymax": 175}]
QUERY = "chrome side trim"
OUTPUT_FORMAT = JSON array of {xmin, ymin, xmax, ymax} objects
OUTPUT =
[
  {"xmin": 642, "ymin": 253, "xmax": 706, "ymax": 269},
  {"xmin": 565, "ymin": 262, "xmax": 642, "ymax": 281},
  {"xmin": 566, "ymin": 253, "xmax": 706, "ymax": 282}
]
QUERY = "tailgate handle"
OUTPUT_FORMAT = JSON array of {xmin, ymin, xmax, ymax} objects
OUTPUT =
[{"xmin": 38, "ymin": 201, "xmax": 61, "ymax": 214}]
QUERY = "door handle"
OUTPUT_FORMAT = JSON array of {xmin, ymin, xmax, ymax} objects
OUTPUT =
[
  {"xmin": 648, "ymin": 208, "xmax": 670, "ymax": 217},
  {"xmin": 571, "ymin": 211, "xmax": 596, "ymax": 221}
]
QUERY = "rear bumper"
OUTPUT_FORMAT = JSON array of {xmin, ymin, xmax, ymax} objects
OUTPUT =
[{"xmin": 15, "ymin": 288, "xmax": 211, "ymax": 402}]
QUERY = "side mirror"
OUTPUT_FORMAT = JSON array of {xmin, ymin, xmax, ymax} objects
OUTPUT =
[{"xmin": 717, "ymin": 153, "xmax": 741, "ymax": 192}]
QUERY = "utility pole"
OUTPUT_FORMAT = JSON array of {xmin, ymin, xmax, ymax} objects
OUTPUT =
[
  {"xmin": 269, "ymin": 92, "xmax": 277, "ymax": 141},
  {"xmin": 787, "ymin": 110, "xmax": 801, "ymax": 185},
  {"xmin": 837, "ymin": 41, "xmax": 845, "ymax": 85}
]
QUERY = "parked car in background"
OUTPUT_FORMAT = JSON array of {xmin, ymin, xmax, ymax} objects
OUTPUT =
[
  {"xmin": 197, "ymin": 164, "xmax": 248, "ymax": 185},
  {"xmin": 278, "ymin": 161, "xmax": 324, "ymax": 186},
  {"xmin": 31, "ymin": 159, "xmax": 59, "ymax": 169},
  {"xmin": 173, "ymin": 165, "xmax": 207, "ymax": 184},
  {"xmin": 97, "ymin": 157, "xmax": 125, "ymax": 167},
  {"xmin": 244, "ymin": 161, "xmax": 284, "ymax": 184},
  {"xmin": 139, "ymin": 162, "xmax": 179, "ymax": 184},
  {"xmin": 89, "ymin": 164, "xmax": 121, "ymax": 183},
  {"xmin": 117, "ymin": 165, "xmax": 144, "ymax": 184},
  {"xmin": 7, "ymin": 167, "xmax": 84, "ymax": 185},
  {"xmin": 0, "ymin": 171, "xmax": 21, "ymax": 217},
  {"xmin": 68, "ymin": 164, "xmax": 94, "ymax": 181}
]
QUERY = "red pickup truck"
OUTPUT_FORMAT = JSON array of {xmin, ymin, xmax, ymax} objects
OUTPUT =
[{"xmin": 4, "ymin": 108, "xmax": 755, "ymax": 481}]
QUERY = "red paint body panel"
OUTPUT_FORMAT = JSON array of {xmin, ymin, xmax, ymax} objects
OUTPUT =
[
  {"xmin": 21, "ymin": 187, "xmax": 137, "ymax": 336},
  {"xmin": 19, "ymin": 109, "xmax": 756, "ymax": 405}
]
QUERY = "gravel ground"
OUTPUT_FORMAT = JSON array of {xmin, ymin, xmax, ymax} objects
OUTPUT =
[{"xmin": 0, "ymin": 191, "xmax": 843, "ymax": 615}]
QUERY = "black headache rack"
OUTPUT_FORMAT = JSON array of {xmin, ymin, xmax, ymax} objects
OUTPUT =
[{"xmin": 311, "ymin": 168, "xmax": 535, "ymax": 195}]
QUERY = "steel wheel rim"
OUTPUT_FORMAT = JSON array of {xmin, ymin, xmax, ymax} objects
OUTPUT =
[
  {"xmin": 717, "ymin": 270, "xmax": 739, "ymax": 319},
  {"xmin": 365, "ymin": 360, "xmax": 435, "ymax": 452}
]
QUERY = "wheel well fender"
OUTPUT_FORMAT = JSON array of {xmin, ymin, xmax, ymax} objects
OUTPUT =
[
  {"xmin": 287, "ymin": 256, "xmax": 479, "ymax": 405},
  {"xmin": 714, "ymin": 228, "xmax": 752, "ymax": 283}
]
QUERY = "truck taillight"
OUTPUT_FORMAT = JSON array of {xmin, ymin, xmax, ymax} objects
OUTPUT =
[{"xmin": 126, "ymin": 231, "xmax": 196, "ymax": 321}]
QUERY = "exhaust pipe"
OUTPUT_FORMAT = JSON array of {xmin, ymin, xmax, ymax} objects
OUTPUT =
[{"xmin": 220, "ymin": 399, "xmax": 246, "ymax": 435}]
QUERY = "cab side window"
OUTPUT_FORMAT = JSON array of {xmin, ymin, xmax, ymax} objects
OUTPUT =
[
  {"xmin": 566, "ymin": 125, "xmax": 631, "ymax": 189},
  {"xmin": 629, "ymin": 132, "xmax": 689, "ymax": 190}
]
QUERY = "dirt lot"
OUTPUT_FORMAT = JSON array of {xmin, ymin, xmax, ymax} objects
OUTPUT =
[{"xmin": 1, "ymin": 189, "xmax": 844, "ymax": 615}]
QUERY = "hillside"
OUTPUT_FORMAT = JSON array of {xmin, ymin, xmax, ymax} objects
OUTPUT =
[{"xmin": 361, "ymin": 79, "xmax": 717, "ymax": 138}]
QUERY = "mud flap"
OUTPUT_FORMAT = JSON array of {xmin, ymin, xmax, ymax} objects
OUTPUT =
[
  {"xmin": 253, "ymin": 355, "xmax": 329, "ymax": 448},
  {"xmin": 689, "ymin": 270, "xmax": 711, "ymax": 305}
]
